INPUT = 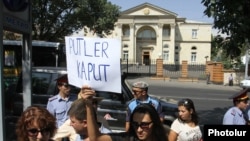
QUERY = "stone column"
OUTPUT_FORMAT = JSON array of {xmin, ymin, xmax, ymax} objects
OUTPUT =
[
  {"xmin": 157, "ymin": 23, "xmax": 163, "ymax": 59},
  {"xmin": 170, "ymin": 24, "xmax": 176, "ymax": 63},
  {"xmin": 129, "ymin": 24, "xmax": 135, "ymax": 63}
]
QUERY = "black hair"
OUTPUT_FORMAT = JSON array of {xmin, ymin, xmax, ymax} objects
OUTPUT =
[
  {"xmin": 177, "ymin": 98, "xmax": 199, "ymax": 125},
  {"xmin": 128, "ymin": 103, "xmax": 167, "ymax": 141}
]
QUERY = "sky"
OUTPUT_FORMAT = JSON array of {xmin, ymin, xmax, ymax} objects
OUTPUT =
[
  {"xmin": 107, "ymin": 0, "xmax": 213, "ymax": 23},
  {"xmin": 107, "ymin": 0, "xmax": 226, "ymax": 36}
]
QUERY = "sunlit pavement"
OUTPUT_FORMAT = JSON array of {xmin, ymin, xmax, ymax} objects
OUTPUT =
[{"xmin": 126, "ymin": 76, "xmax": 242, "ymax": 91}]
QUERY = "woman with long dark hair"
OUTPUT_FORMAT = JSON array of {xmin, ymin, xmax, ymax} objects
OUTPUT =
[
  {"xmin": 168, "ymin": 98, "xmax": 202, "ymax": 141},
  {"xmin": 127, "ymin": 103, "xmax": 167, "ymax": 141}
]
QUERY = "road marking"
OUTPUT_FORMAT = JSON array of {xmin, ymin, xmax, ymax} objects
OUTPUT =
[{"xmin": 163, "ymin": 96, "xmax": 231, "ymax": 101}]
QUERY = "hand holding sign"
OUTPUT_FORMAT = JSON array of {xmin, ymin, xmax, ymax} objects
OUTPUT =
[{"xmin": 65, "ymin": 37, "xmax": 121, "ymax": 93}]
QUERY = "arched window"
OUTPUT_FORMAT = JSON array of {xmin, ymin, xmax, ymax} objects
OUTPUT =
[
  {"xmin": 191, "ymin": 46, "xmax": 197, "ymax": 62},
  {"xmin": 137, "ymin": 27, "xmax": 156, "ymax": 41},
  {"xmin": 191, "ymin": 46, "xmax": 197, "ymax": 50},
  {"xmin": 123, "ymin": 44, "xmax": 128, "ymax": 48}
]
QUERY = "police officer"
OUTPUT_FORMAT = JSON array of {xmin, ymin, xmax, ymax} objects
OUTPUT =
[
  {"xmin": 46, "ymin": 74, "xmax": 77, "ymax": 127},
  {"xmin": 125, "ymin": 81, "xmax": 164, "ymax": 132},
  {"xmin": 222, "ymin": 88, "xmax": 249, "ymax": 125}
]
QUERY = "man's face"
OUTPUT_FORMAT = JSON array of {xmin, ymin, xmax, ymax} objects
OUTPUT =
[
  {"xmin": 238, "ymin": 99, "xmax": 249, "ymax": 110},
  {"xmin": 132, "ymin": 87, "xmax": 145, "ymax": 99},
  {"xmin": 69, "ymin": 116, "xmax": 87, "ymax": 134},
  {"xmin": 58, "ymin": 83, "xmax": 71, "ymax": 96}
]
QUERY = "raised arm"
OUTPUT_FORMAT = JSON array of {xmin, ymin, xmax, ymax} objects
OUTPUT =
[{"xmin": 80, "ymin": 86, "xmax": 112, "ymax": 141}]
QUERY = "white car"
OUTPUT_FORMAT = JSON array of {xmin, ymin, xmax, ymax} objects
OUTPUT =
[{"xmin": 240, "ymin": 79, "xmax": 250, "ymax": 89}]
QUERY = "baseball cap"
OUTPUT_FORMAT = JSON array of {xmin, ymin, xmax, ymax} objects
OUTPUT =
[{"xmin": 132, "ymin": 81, "xmax": 149, "ymax": 89}]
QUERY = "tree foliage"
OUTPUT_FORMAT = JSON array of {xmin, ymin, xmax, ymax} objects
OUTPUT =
[
  {"xmin": 32, "ymin": 0, "xmax": 121, "ymax": 42},
  {"xmin": 3, "ymin": 31, "xmax": 21, "ymax": 40},
  {"xmin": 202, "ymin": 0, "xmax": 250, "ymax": 59}
]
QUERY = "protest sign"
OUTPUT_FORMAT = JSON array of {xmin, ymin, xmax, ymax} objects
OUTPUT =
[{"xmin": 65, "ymin": 37, "xmax": 121, "ymax": 93}]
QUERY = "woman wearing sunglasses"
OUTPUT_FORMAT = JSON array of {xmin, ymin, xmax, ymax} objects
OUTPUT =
[
  {"xmin": 16, "ymin": 105, "xmax": 57, "ymax": 141},
  {"xmin": 126, "ymin": 103, "xmax": 167, "ymax": 141},
  {"xmin": 168, "ymin": 98, "xmax": 202, "ymax": 141},
  {"xmin": 81, "ymin": 85, "xmax": 167, "ymax": 141}
]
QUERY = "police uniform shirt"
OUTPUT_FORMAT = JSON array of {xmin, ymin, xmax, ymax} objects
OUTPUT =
[
  {"xmin": 47, "ymin": 94, "xmax": 77, "ymax": 127},
  {"xmin": 125, "ymin": 96, "xmax": 163, "ymax": 122},
  {"xmin": 222, "ymin": 106, "xmax": 246, "ymax": 125}
]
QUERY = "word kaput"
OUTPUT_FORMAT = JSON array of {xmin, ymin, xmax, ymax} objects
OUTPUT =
[{"xmin": 208, "ymin": 129, "xmax": 247, "ymax": 136}]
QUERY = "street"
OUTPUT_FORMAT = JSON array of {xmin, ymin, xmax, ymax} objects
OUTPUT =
[{"xmin": 126, "ymin": 77, "xmax": 244, "ymax": 125}]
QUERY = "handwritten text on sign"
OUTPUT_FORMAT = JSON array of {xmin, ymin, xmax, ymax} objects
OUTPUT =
[{"xmin": 65, "ymin": 37, "xmax": 121, "ymax": 93}]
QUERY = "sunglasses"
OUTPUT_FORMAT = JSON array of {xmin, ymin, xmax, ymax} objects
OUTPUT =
[
  {"xmin": 179, "ymin": 99, "xmax": 189, "ymax": 105},
  {"xmin": 242, "ymin": 100, "xmax": 249, "ymax": 104},
  {"xmin": 27, "ymin": 128, "xmax": 50, "ymax": 136},
  {"xmin": 131, "ymin": 121, "xmax": 152, "ymax": 130},
  {"xmin": 60, "ymin": 83, "xmax": 70, "ymax": 88},
  {"xmin": 132, "ymin": 90, "xmax": 143, "ymax": 95}
]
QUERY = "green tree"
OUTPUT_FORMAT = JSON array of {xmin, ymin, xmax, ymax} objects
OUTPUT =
[
  {"xmin": 32, "ymin": 0, "xmax": 120, "ymax": 42},
  {"xmin": 202, "ymin": 0, "xmax": 250, "ymax": 58},
  {"xmin": 211, "ymin": 35, "xmax": 245, "ymax": 69},
  {"xmin": 3, "ymin": 31, "xmax": 21, "ymax": 40}
]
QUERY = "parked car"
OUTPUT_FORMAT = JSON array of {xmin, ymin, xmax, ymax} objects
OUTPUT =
[
  {"xmin": 6, "ymin": 66, "xmax": 178, "ymax": 140},
  {"xmin": 10, "ymin": 67, "xmax": 83, "ymax": 116},
  {"xmin": 239, "ymin": 78, "xmax": 250, "ymax": 89}
]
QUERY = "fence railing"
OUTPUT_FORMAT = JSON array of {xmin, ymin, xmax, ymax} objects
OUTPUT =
[{"xmin": 121, "ymin": 59, "xmax": 207, "ymax": 79}]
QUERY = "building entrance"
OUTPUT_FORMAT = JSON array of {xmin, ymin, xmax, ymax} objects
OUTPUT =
[{"xmin": 143, "ymin": 51, "xmax": 150, "ymax": 65}]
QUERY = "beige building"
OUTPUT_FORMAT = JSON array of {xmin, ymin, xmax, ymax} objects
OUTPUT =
[{"xmin": 81, "ymin": 3, "xmax": 212, "ymax": 65}]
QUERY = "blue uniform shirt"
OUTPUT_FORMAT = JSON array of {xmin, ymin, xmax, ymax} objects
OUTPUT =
[
  {"xmin": 126, "ymin": 96, "xmax": 163, "ymax": 121},
  {"xmin": 46, "ymin": 94, "xmax": 77, "ymax": 127},
  {"xmin": 223, "ymin": 106, "xmax": 246, "ymax": 125}
]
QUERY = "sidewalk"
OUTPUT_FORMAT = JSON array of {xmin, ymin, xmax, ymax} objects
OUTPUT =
[{"xmin": 126, "ymin": 76, "xmax": 242, "ymax": 91}]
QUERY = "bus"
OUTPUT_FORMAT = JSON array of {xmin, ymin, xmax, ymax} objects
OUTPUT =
[{"xmin": 3, "ymin": 40, "xmax": 66, "ymax": 89}]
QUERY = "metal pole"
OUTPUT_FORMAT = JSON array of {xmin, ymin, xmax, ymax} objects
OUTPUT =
[
  {"xmin": 0, "ymin": 1, "xmax": 5, "ymax": 140},
  {"xmin": 22, "ymin": 34, "xmax": 32, "ymax": 111},
  {"xmin": 245, "ymin": 39, "xmax": 249, "ymax": 79}
]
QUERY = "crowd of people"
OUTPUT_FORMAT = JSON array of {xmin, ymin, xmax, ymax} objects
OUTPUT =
[{"xmin": 15, "ymin": 75, "xmax": 250, "ymax": 141}]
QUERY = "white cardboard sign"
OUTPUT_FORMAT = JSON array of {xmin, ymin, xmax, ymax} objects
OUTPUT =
[{"xmin": 65, "ymin": 37, "xmax": 121, "ymax": 93}]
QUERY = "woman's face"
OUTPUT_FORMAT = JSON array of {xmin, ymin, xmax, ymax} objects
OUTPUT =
[
  {"xmin": 132, "ymin": 112, "xmax": 153, "ymax": 140},
  {"xmin": 178, "ymin": 105, "xmax": 192, "ymax": 121},
  {"xmin": 27, "ymin": 122, "xmax": 51, "ymax": 141}
]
